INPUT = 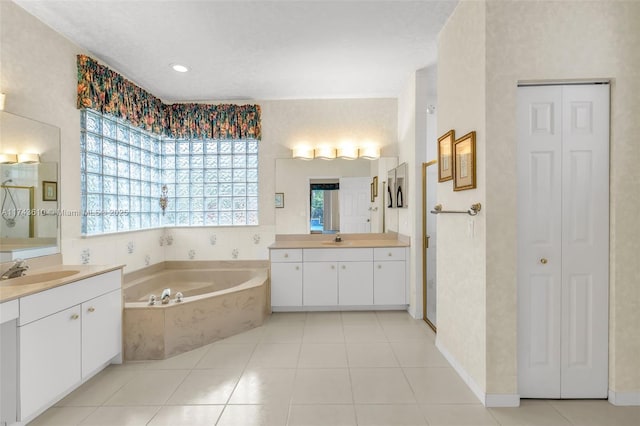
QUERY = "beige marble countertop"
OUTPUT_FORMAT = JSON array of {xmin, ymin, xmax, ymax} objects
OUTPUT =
[
  {"xmin": 0, "ymin": 264, "xmax": 125, "ymax": 303},
  {"xmin": 268, "ymin": 233, "xmax": 410, "ymax": 249}
]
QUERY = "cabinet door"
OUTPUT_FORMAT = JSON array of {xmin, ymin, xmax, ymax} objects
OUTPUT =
[
  {"xmin": 374, "ymin": 261, "xmax": 406, "ymax": 305},
  {"xmin": 19, "ymin": 306, "xmax": 81, "ymax": 421},
  {"xmin": 338, "ymin": 261, "xmax": 373, "ymax": 305},
  {"xmin": 271, "ymin": 262, "xmax": 303, "ymax": 307},
  {"xmin": 303, "ymin": 262, "xmax": 338, "ymax": 306},
  {"xmin": 82, "ymin": 289, "xmax": 122, "ymax": 378}
]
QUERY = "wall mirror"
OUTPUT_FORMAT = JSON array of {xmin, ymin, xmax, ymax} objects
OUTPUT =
[
  {"xmin": 0, "ymin": 111, "xmax": 60, "ymax": 261},
  {"xmin": 275, "ymin": 158, "xmax": 396, "ymax": 235}
]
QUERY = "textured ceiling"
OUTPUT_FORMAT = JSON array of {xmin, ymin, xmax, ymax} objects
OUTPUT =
[{"xmin": 15, "ymin": 0, "xmax": 458, "ymax": 102}]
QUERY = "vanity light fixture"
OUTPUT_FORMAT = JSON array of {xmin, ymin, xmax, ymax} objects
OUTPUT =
[
  {"xmin": 171, "ymin": 64, "xmax": 189, "ymax": 73},
  {"xmin": 358, "ymin": 146, "xmax": 380, "ymax": 160},
  {"xmin": 314, "ymin": 146, "xmax": 337, "ymax": 160},
  {"xmin": 18, "ymin": 153, "xmax": 40, "ymax": 164},
  {"xmin": 0, "ymin": 153, "xmax": 18, "ymax": 164},
  {"xmin": 292, "ymin": 146, "xmax": 314, "ymax": 160},
  {"xmin": 337, "ymin": 146, "xmax": 359, "ymax": 160}
]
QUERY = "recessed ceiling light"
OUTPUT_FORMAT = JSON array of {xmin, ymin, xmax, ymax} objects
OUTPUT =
[{"xmin": 171, "ymin": 64, "xmax": 189, "ymax": 73}]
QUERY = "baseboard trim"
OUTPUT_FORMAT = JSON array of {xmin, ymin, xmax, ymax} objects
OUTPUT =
[
  {"xmin": 608, "ymin": 389, "xmax": 640, "ymax": 406},
  {"xmin": 435, "ymin": 338, "xmax": 520, "ymax": 408}
]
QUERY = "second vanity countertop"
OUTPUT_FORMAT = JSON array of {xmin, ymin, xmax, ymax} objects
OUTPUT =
[
  {"xmin": 269, "ymin": 233, "xmax": 410, "ymax": 250},
  {"xmin": 0, "ymin": 264, "xmax": 125, "ymax": 303}
]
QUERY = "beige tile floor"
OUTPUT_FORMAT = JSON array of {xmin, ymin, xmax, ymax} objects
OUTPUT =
[{"xmin": 31, "ymin": 311, "xmax": 639, "ymax": 426}]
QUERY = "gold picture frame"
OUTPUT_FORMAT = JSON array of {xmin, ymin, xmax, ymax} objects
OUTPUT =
[
  {"xmin": 42, "ymin": 181, "xmax": 58, "ymax": 201},
  {"xmin": 453, "ymin": 131, "xmax": 476, "ymax": 191},
  {"xmin": 437, "ymin": 130, "xmax": 455, "ymax": 182},
  {"xmin": 370, "ymin": 182, "xmax": 375, "ymax": 202},
  {"xmin": 373, "ymin": 176, "xmax": 378, "ymax": 197}
]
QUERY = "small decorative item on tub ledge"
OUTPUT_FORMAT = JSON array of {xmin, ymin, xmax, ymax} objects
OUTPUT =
[
  {"xmin": 188, "ymin": 249, "xmax": 196, "ymax": 260},
  {"xmin": 148, "ymin": 294, "xmax": 157, "ymax": 306},
  {"xmin": 81, "ymin": 248, "xmax": 91, "ymax": 265},
  {"xmin": 144, "ymin": 254, "xmax": 151, "ymax": 266},
  {"xmin": 127, "ymin": 241, "xmax": 135, "ymax": 254},
  {"xmin": 159, "ymin": 185, "xmax": 168, "ymax": 215},
  {"xmin": 232, "ymin": 248, "xmax": 239, "ymax": 259},
  {"xmin": 175, "ymin": 292, "xmax": 184, "ymax": 303}
]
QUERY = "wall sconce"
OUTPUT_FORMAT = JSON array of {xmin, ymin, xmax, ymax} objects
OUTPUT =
[
  {"xmin": 18, "ymin": 153, "xmax": 40, "ymax": 164},
  {"xmin": 159, "ymin": 185, "xmax": 168, "ymax": 215},
  {"xmin": 292, "ymin": 146, "xmax": 314, "ymax": 160},
  {"xmin": 359, "ymin": 146, "xmax": 380, "ymax": 160},
  {"xmin": 292, "ymin": 143, "xmax": 381, "ymax": 161},
  {"xmin": 314, "ymin": 146, "xmax": 336, "ymax": 160},
  {"xmin": 337, "ymin": 146, "xmax": 359, "ymax": 160},
  {"xmin": 0, "ymin": 154, "xmax": 18, "ymax": 164}
]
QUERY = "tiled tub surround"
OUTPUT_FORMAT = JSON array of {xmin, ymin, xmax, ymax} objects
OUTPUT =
[{"xmin": 123, "ymin": 261, "xmax": 270, "ymax": 361}]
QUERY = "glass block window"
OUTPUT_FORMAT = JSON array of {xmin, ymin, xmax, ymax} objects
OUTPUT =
[
  {"xmin": 80, "ymin": 109, "xmax": 259, "ymax": 235},
  {"xmin": 161, "ymin": 138, "xmax": 259, "ymax": 227}
]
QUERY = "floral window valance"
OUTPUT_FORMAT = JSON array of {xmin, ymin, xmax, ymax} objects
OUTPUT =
[{"xmin": 77, "ymin": 55, "xmax": 261, "ymax": 140}]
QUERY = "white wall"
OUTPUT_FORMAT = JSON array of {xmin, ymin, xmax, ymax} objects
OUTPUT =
[
  {"xmin": 1, "ymin": 2, "xmax": 398, "ymax": 271},
  {"xmin": 436, "ymin": 0, "xmax": 488, "ymax": 395},
  {"xmin": 438, "ymin": 0, "xmax": 640, "ymax": 402}
]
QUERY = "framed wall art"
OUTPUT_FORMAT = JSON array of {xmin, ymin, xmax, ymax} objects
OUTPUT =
[
  {"xmin": 453, "ymin": 131, "xmax": 476, "ymax": 191},
  {"xmin": 42, "ymin": 181, "xmax": 58, "ymax": 201},
  {"xmin": 275, "ymin": 192, "xmax": 284, "ymax": 208},
  {"xmin": 438, "ymin": 130, "xmax": 455, "ymax": 182}
]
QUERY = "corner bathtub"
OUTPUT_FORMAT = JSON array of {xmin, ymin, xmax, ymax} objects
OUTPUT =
[{"xmin": 123, "ymin": 261, "xmax": 270, "ymax": 360}]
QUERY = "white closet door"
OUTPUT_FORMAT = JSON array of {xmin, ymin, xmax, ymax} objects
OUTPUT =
[
  {"xmin": 517, "ymin": 84, "xmax": 609, "ymax": 399},
  {"xmin": 560, "ymin": 84, "xmax": 609, "ymax": 398},
  {"xmin": 517, "ymin": 85, "xmax": 563, "ymax": 398}
]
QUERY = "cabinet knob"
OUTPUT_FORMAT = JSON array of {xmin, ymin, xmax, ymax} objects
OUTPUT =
[
  {"xmin": 295, "ymin": 266, "xmax": 299, "ymax": 270},
  {"xmin": 284, "ymin": 253, "xmax": 289, "ymax": 258},
  {"xmin": 88, "ymin": 307, "xmax": 96, "ymax": 313},
  {"xmin": 341, "ymin": 265, "xmax": 346, "ymax": 270},
  {"xmin": 378, "ymin": 264, "xmax": 382, "ymax": 269},
  {"xmin": 331, "ymin": 265, "xmax": 335, "ymax": 269},
  {"xmin": 388, "ymin": 252, "xmax": 392, "ymax": 257},
  {"xmin": 540, "ymin": 258, "xmax": 548, "ymax": 265},
  {"xmin": 71, "ymin": 314, "xmax": 79, "ymax": 320}
]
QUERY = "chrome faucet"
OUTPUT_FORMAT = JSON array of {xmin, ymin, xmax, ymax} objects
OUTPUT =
[
  {"xmin": 161, "ymin": 288, "xmax": 171, "ymax": 304},
  {"xmin": 1, "ymin": 259, "xmax": 29, "ymax": 280},
  {"xmin": 334, "ymin": 233, "xmax": 342, "ymax": 243}
]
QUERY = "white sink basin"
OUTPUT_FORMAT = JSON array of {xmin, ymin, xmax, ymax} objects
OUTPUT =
[{"xmin": 3, "ymin": 270, "xmax": 81, "ymax": 285}]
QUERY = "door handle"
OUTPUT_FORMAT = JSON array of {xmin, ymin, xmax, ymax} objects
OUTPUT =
[{"xmin": 540, "ymin": 258, "xmax": 548, "ymax": 265}]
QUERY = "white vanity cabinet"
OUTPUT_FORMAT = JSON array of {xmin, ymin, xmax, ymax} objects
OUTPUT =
[
  {"xmin": 338, "ymin": 261, "xmax": 373, "ymax": 306},
  {"xmin": 270, "ymin": 249, "xmax": 303, "ymax": 307},
  {"xmin": 19, "ymin": 305, "xmax": 82, "ymax": 420},
  {"xmin": 303, "ymin": 248, "xmax": 374, "ymax": 307},
  {"xmin": 303, "ymin": 261, "xmax": 338, "ymax": 306},
  {"xmin": 17, "ymin": 269, "xmax": 122, "ymax": 422},
  {"xmin": 269, "ymin": 245, "xmax": 406, "ymax": 310},
  {"xmin": 0, "ymin": 300, "xmax": 19, "ymax": 426},
  {"xmin": 373, "ymin": 248, "xmax": 406, "ymax": 305},
  {"xmin": 81, "ymin": 289, "xmax": 122, "ymax": 377}
]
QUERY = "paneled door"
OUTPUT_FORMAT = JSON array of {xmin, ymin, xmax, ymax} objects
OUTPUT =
[
  {"xmin": 339, "ymin": 177, "xmax": 372, "ymax": 233},
  {"xmin": 517, "ymin": 83, "xmax": 609, "ymax": 398}
]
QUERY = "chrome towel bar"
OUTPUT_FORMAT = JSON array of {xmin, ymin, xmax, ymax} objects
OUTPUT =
[{"xmin": 430, "ymin": 203, "xmax": 481, "ymax": 216}]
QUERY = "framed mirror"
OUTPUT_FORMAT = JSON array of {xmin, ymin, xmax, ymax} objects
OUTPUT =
[{"xmin": 0, "ymin": 111, "xmax": 60, "ymax": 261}]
